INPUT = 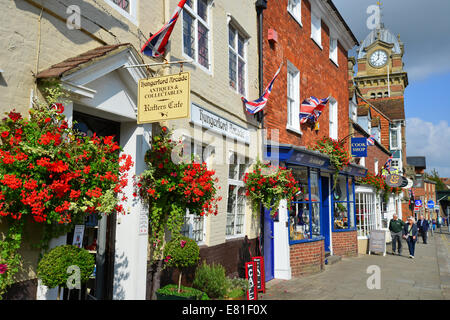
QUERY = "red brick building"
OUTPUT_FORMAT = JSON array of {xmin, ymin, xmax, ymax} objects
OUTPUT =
[{"xmin": 261, "ymin": 0, "xmax": 362, "ymax": 280}]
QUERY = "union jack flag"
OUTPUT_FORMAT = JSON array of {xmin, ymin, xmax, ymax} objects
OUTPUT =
[
  {"xmin": 242, "ymin": 63, "xmax": 283, "ymax": 115},
  {"xmin": 299, "ymin": 96, "xmax": 330, "ymax": 124},
  {"xmin": 367, "ymin": 135, "xmax": 375, "ymax": 146},
  {"xmin": 141, "ymin": 0, "xmax": 187, "ymax": 57}
]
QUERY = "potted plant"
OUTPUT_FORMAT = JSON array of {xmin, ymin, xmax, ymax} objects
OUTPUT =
[
  {"xmin": 156, "ymin": 236, "xmax": 199, "ymax": 299},
  {"xmin": 224, "ymin": 277, "xmax": 249, "ymax": 300},
  {"xmin": 36, "ymin": 245, "xmax": 95, "ymax": 300},
  {"xmin": 192, "ymin": 261, "xmax": 228, "ymax": 299}
]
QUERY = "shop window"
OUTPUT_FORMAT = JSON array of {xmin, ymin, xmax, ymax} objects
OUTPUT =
[
  {"xmin": 183, "ymin": 0, "xmax": 210, "ymax": 70},
  {"xmin": 356, "ymin": 192, "xmax": 377, "ymax": 237},
  {"xmin": 228, "ymin": 24, "xmax": 247, "ymax": 95},
  {"xmin": 333, "ymin": 176, "xmax": 356, "ymax": 230},
  {"xmin": 226, "ymin": 153, "xmax": 248, "ymax": 237},
  {"xmin": 289, "ymin": 167, "xmax": 321, "ymax": 243}
]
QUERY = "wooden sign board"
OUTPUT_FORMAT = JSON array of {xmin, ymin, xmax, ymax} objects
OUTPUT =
[
  {"xmin": 245, "ymin": 261, "xmax": 258, "ymax": 300},
  {"xmin": 137, "ymin": 72, "xmax": 190, "ymax": 124},
  {"xmin": 369, "ymin": 230, "xmax": 386, "ymax": 256},
  {"xmin": 252, "ymin": 256, "xmax": 265, "ymax": 293}
]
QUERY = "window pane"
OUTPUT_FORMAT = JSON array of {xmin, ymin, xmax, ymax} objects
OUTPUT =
[
  {"xmin": 198, "ymin": 23, "xmax": 209, "ymax": 68},
  {"xmin": 238, "ymin": 158, "xmax": 249, "ymax": 181},
  {"xmin": 238, "ymin": 58, "xmax": 246, "ymax": 95},
  {"xmin": 311, "ymin": 202, "xmax": 321, "ymax": 238},
  {"xmin": 226, "ymin": 185, "xmax": 237, "ymax": 235},
  {"xmin": 229, "ymin": 26, "xmax": 236, "ymax": 48},
  {"xmin": 292, "ymin": 167, "xmax": 308, "ymax": 201},
  {"xmin": 197, "ymin": 0, "xmax": 208, "ymax": 22},
  {"xmin": 112, "ymin": 0, "xmax": 130, "ymax": 13},
  {"xmin": 310, "ymin": 171, "xmax": 319, "ymax": 202},
  {"xmin": 289, "ymin": 202, "xmax": 310, "ymax": 241},
  {"xmin": 183, "ymin": 13, "xmax": 195, "ymax": 58},
  {"xmin": 228, "ymin": 153, "xmax": 238, "ymax": 180},
  {"xmin": 334, "ymin": 202, "xmax": 348, "ymax": 229},
  {"xmin": 186, "ymin": 0, "xmax": 193, "ymax": 8},
  {"xmin": 236, "ymin": 187, "xmax": 245, "ymax": 235},
  {"xmin": 229, "ymin": 50, "xmax": 237, "ymax": 89},
  {"xmin": 238, "ymin": 35, "xmax": 245, "ymax": 57},
  {"xmin": 334, "ymin": 176, "xmax": 347, "ymax": 202}
]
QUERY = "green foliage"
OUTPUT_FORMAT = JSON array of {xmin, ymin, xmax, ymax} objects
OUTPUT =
[
  {"xmin": 192, "ymin": 261, "xmax": 228, "ymax": 299},
  {"xmin": 36, "ymin": 245, "xmax": 95, "ymax": 289},
  {"xmin": 163, "ymin": 236, "xmax": 199, "ymax": 269},
  {"xmin": 243, "ymin": 160, "xmax": 299, "ymax": 218},
  {"xmin": 224, "ymin": 277, "xmax": 248, "ymax": 299},
  {"xmin": 0, "ymin": 220, "xmax": 23, "ymax": 300},
  {"xmin": 156, "ymin": 284, "xmax": 209, "ymax": 300},
  {"xmin": 425, "ymin": 169, "xmax": 447, "ymax": 191}
]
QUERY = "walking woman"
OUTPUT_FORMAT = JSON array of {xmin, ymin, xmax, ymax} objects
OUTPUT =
[{"xmin": 403, "ymin": 217, "xmax": 418, "ymax": 259}]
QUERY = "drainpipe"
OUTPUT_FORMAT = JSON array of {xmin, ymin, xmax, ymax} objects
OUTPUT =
[{"xmin": 255, "ymin": 0, "xmax": 267, "ymax": 257}]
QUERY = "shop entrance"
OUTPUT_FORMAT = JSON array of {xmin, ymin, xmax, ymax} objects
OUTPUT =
[
  {"xmin": 65, "ymin": 111, "xmax": 121, "ymax": 300},
  {"xmin": 263, "ymin": 208, "xmax": 274, "ymax": 281},
  {"xmin": 321, "ymin": 176, "xmax": 331, "ymax": 252}
]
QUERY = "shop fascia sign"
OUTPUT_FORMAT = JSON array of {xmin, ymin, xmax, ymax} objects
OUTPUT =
[
  {"xmin": 137, "ymin": 72, "xmax": 190, "ymax": 124},
  {"xmin": 190, "ymin": 103, "xmax": 250, "ymax": 144}
]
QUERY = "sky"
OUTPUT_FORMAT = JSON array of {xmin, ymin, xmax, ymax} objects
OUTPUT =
[{"xmin": 333, "ymin": 0, "xmax": 450, "ymax": 177}]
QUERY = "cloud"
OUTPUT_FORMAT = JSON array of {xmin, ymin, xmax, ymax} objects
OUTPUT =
[
  {"xmin": 333, "ymin": 0, "xmax": 450, "ymax": 82},
  {"xmin": 406, "ymin": 118, "xmax": 450, "ymax": 177}
]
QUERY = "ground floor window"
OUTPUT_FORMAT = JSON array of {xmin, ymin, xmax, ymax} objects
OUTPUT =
[
  {"xmin": 181, "ymin": 213, "xmax": 205, "ymax": 242},
  {"xmin": 356, "ymin": 192, "xmax": 377, "ymax": 237},
  {"xmin": 289, "ymin": 167, "xmax": 321, "ymax": 242},
  {"xmin": 332, "ymin": 176, "xmax": 356, "ymax": 230}
]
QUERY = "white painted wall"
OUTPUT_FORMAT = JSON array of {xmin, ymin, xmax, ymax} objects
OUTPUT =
[{"xmin": 273, "ymin": 200, "xmax": 291, "ymax": 280}]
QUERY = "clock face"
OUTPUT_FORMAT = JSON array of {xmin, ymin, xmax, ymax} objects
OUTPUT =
[{"xmin": 369, "ymin": 50, "xmax": 388, "ymax": 67}]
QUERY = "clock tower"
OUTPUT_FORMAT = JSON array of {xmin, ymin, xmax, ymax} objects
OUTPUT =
[{"xmin": 355, "ymin": 18, "xmax": 408, "ymax": 99}]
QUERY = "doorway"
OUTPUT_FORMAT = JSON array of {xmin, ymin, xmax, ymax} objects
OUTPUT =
[
  {"xmin": 263, "ymin": 208, "xmax": 274, "ymax": 282},
  {"xmin": 321, "ymin": 176, "xmax": 331, "ymax": 253}
]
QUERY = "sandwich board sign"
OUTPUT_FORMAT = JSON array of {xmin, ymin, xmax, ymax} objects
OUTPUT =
[
  {"xmin": 368, "ymin": 230, "xmax": 386, "ymax": 256},
  {"xmin": 245, "ymin": 261, "xmax": 258, "ymax": 300}
]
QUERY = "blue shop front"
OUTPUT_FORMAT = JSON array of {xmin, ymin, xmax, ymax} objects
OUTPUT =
[{"xmin": 262, "ymin": 144, "xmax": 367, "ymax": 280}]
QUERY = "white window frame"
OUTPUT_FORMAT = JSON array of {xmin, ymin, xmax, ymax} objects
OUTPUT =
[
  {"xmin": 104, "ymin": 0, "xmax": 138, "ymax": 25},
  {"xmin": 329, "ymin": 37, "xmax": 338, "ymax": 66},
  {"xmin": 374, "ymin": 158, "xmax": 379, "ymax": 175},
  {"xmin": 356, "ymin": 192, "xmax": 378, "ymax": 239},
  {"xmin": 228, "ymin": 22, "xmax": 248, "ymax": 96},
  {"xmin": 226, "ymin": 152, "xmax": 248, "ymax": 239},
  {"xmin": 182, "ymin": 0, "xmax": 212, "ymax": 73},
  {"xmin": 390, "ymin": 122, "xmax": 401, "ymax": 150},
  {"xmin": 310, "ymin": 9, "xmax": 322, "ymax": 49},
  {"xmin": 286, "ymin": 61, "xmax": 301, "ymax": 135},
  {"xmin": 329, "ymin": 98, "xmax": 338, "ymax": 140},
  {"xmin": 287, "ymin": 0, "xmax": 302, "ymax": 26}
]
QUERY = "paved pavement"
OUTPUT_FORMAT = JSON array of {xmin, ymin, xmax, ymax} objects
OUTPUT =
[{"xmin": 260, "ymin": 228, "xmax": 450, "ymax": 300}]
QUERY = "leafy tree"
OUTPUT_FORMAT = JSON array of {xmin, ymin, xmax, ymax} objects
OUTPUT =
[{"xmin": 425, "ymin": 169, "xmax": 447, "ymax": 191}]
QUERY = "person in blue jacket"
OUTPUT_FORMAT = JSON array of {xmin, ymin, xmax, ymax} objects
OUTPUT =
[
  {"xmin": 417, "ymin": 214, "xmax": 429, "ymax": 244},
  {"xmin": 403, "ymin": 217, "xmax": 418, "ymax": 259}
]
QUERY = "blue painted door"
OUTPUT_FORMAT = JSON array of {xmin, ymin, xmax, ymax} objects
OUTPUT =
[
  {"xmin": 263, "ymin": 208, "xmax": 274, "ymax": 281},
  {"xmin": 321, "ymin": 177, "xmax": 331, "ymax": 252}
]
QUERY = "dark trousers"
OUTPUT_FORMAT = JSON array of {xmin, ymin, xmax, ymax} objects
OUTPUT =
[
  {"xmin": 391, "ymin": 232, "xmax": 402, "ymax": 253},
  {"xmin": 406, "ymin": 238, "xmax": 416, "ymax": 256},
  {"xmin": 419, "ymin": 230, "xmax": 428, "ymax": 244}
]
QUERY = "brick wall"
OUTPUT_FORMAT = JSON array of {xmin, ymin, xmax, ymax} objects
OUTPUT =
[
  {"xmin": 289, "ymin": 240, "xmax": 325, "ymax": 277},
  {"xmin": 332, "ymin": 230, "xmax": 358, "ymax": 257},
  {"xmin": 263, "ymin": 0, "xmax": 350, "ymax": 147}
]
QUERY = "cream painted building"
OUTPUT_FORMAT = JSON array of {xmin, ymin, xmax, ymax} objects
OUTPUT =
[{"xmin": 0, "ymin": 0, "xmax": 261, "ymax": 300}]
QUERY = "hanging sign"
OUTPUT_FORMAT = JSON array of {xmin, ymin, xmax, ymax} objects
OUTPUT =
[
  {"xmin": 245, "ymin": 261, "xmax": 258, "ymax": 300},
  {"xmin": 415, "ymin": 200, "xmax": 423, "ymax": 207},
  {"xmin": 385, "ymin": 174, "xmax": 403, "ymax": 187},
  {"xmin": 351, "ymin": 137, "xmax": 368, "ymax": 157},
  {"xmin": 72, "ymin": 225, "xmax": 85, "ymax": 248},
  {"xmin": 137, "ymin": 72, "xmax": 190, "ymax": 124},
  {"xmin": 251, "ymin": 256, "xmax": 265, "ymax": 293}
]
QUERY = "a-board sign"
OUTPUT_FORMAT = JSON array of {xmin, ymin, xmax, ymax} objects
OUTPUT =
[
  {"xmin": 137, "ymin": 72, "xmax": 190, "ymax": 124},
  {"xmin": 252, "ymin": 256, "xmax": 265, "ymax": 293},
  {"xmin": 245, "ymin": 261, "xmax": 258, "ymax": 300},
  {"xmin": 368, "ymin": 230, "xmax": 386, "ymax": 256}
]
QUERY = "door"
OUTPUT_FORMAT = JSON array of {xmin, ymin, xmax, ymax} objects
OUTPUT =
[
  {"xmin": 321, "ymin": 176, "xmax": 331, "ymax": 252},
  {"xmin": 263, "ymin": 208, "xmax": 274, "ymax": 282}
]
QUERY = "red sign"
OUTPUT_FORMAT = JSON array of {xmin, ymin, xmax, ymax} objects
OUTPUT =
[
  {"xmin": 245, "ymin": 261, "xmax": 258, "ymax": 300},
  {"xmin": 252, "ymin": 256, "xmax": 266, "ymax": 293}
]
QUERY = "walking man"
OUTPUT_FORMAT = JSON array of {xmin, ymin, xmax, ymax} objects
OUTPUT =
[
  {"xmin": 417, "ymin": 215, "xmax": 429, "ymax": 244},
  {"xmin": 403, "ymin": 217, "xmax": 418, "ymax": 259},
  {"xmin": 389, "ymin": 214, "xmax": 405, "ymax": 255}
]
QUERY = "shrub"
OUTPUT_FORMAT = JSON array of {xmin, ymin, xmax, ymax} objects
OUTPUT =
[
  {"xmin": 225, "ymin": 277, "xmax": 249, "ymax": 298},
  {"xmin": 37, "ymin": 245, "xmax": 95, "ymax": 290},
  {"xmin": 156, "ymin": 284, "xmax": 209, "ymax": 300},
  {"xmin": 192, "ymin": 261, "xmax": 227, "ymax": 299}
]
